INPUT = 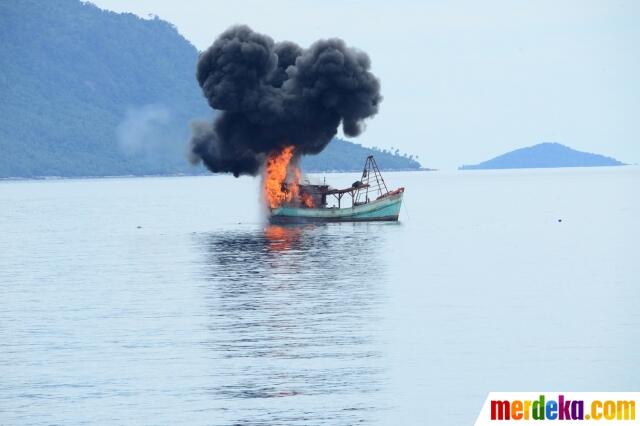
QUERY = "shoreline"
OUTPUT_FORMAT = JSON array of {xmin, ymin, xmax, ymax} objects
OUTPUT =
[
  {"xmin": 3, "ymin": 165, "xmax": 638, "ymax": 183},
  {"xmin": 0, "ymin": 168, "xmax": 434, "ymax": 182}
]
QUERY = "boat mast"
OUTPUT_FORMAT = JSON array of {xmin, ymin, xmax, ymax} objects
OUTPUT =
[{"xmin": 356, "ymin": 155, "xmax": 389, "ymax": 204}]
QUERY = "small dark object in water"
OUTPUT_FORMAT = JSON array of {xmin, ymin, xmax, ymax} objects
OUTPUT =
[
  {"xmin": 558, "ymin": 219, "xmax": 562, "ymax": 222},
  {"xmin": 137, "ymin": 225, "xmax": 142, "ymax": 229}
]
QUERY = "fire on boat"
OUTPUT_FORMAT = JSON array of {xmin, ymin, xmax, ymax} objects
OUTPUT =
[{"xmin": 264, "ymin": 152, "xmax": 404, "ymax": 224}]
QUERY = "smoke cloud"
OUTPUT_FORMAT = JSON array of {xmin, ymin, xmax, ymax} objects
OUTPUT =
[
  {"xmin": 118, "ymin": 104, "xmax": 190, "ymax": 164},
  {"xmin": 189, "ymin": 25, "xmax": 382, "ymax": 177},
  {"xmin": 117, "ymin": 104, "xmax": 171, "ymax": 155}
]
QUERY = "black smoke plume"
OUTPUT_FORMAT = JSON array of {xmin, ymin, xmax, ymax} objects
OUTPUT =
[{"xmin": 188, "ymin": 25, "xmax": 382, "ymax": 177}]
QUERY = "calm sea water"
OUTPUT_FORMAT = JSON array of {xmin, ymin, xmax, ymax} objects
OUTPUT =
[{"xmin": 1, "ymin": 167, "xmax": 638, "ymax": 425}]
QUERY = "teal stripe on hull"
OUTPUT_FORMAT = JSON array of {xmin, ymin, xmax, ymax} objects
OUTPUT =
[{"xmin": 269, "ymin": 192, "xmax": 403, "ymax": 224}]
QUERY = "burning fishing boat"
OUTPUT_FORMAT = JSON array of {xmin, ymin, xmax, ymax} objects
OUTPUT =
[
  {"xmin": 188, "ymin": 26, "xmax": 396, "ymax": 214},
  {"xmin": 265, "ymin": 151, "xmax": 404, "ymax": 224}
]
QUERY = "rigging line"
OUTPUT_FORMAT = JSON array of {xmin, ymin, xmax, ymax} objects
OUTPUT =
[{"xmin": 402, "ymin": 196, "xmax": 411, "ymax": 222}]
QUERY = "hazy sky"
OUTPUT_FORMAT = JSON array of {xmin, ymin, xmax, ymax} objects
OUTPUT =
[{"xmin": 92, "ymin": 0, "xmax": 639, "ymax": 169}]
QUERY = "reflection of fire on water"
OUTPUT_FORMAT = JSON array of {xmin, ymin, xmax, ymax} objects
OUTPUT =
[
  {"xmin": 263, "ymin": 146, "xmax": 315, "ymax": 209},
  {"xmin": 263, "ymin": 225, "xmax": 303, "ymax": 252}
]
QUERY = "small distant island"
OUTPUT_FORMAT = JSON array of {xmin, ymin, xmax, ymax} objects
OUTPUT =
[{"xmin": 459, "ymin": 142, "xmax": 625, "ymax": 170}]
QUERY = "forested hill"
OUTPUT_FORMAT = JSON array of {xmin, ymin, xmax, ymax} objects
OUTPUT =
[
  {"xmin": 302, "ymin": 139, "xmax": 422, "ymax": 172},
  {"xmin": 0, "ymin": 0, "xmax": 421, "ymax": 178},
  {"xmin": 0, "ymin": 0, "xmax": 208, "ymax": 177}
]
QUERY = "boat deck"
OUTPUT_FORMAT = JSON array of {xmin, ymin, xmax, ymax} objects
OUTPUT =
[{"xmin": 269, "ymin": 189, "xmax": 404, "ymax": 224}]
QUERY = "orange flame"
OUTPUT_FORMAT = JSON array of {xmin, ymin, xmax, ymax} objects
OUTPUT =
[
  {"xmin": 301, "ymin": 193, "xmax": 314, "ymax": 208},
  {"xmin": 263, "ymin": 146, "xmax": 315, "ymax": 209}
]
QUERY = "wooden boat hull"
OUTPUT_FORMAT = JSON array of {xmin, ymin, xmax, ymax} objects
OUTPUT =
[{"xmin": 269, "ymin": 191, "xmax": 403, "ymax": 224}]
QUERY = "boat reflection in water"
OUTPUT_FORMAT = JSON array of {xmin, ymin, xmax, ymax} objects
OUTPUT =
[
  {"xmin": 263, "ymin": 224, "xmax": 304, "ymax": 252},
  {"xmin": 194, "ymin": 223, "xmax": 392, "ymax": 425}
]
